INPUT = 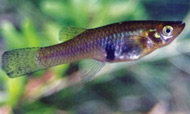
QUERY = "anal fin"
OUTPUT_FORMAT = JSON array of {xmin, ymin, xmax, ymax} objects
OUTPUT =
[{"xmin": 79, "ymin": 59, "xmax": 105, "ymax": 81}]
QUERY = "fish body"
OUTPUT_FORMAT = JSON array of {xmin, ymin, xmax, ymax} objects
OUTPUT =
[{"xmin": 2, "ymin": 21, "xmax": 185, "ymax": 79}]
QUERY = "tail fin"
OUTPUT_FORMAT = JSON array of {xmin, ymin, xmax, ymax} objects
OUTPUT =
[{"xmin": 2, "ymin": 48, "xmax": 44, "ymax": 78}]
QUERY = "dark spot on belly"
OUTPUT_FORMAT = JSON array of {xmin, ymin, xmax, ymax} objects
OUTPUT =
[
  {"xmin": 105, "ymin": 43, "xmax": 115, "ymax": 60},
  {"xmin": 121, "ymin": 43, "xmax": 142, "ymax": 56},
  {"xmin": 122, "ymin": 45, "xmax": 133, "ymax": 54}
]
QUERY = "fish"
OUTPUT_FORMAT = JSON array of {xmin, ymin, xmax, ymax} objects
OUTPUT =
[{"xmin": 1, "ymin": 21, "xmax": 185, "ymax": 80}]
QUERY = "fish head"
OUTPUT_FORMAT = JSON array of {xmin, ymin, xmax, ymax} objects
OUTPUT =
[{"xmin": 146, "ymin": 21, "xmax": 185, "ymax": 47}]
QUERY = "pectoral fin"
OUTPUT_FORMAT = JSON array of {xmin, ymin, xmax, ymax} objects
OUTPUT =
[
  {"xmin": 79, "ymin": 59, "xmax": 105, "ymax": 81},
  {"xmin": 59, "ymin": 27, "xmax": 86, "ymax": 42}
]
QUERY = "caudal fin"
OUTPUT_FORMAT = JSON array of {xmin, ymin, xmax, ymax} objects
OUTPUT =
[{"xmin": 2, "ymin": 48, "xmax": 44, "ymax": 78}]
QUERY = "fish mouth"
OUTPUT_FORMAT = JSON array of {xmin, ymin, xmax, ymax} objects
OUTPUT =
[
  {"xmin": 175, "ymin": 21, "xmax": 185, "ymax": 35},
  {"xmin": 178, "ymin": 21, "xmax": 185, "ymax": 30}
]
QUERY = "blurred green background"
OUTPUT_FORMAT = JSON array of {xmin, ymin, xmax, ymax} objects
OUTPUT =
[{"xmin": 0, "ymin": 0, "xmax": 190, "ymax": 113}]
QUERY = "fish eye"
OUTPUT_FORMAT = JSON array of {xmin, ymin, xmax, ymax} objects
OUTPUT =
[{"xmin": 162, "ymin": 25, "xmax": 173, "ymax": 36}]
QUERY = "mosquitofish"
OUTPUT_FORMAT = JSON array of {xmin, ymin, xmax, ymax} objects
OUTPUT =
[{"xmin": 2, "ymin": 21, "xmax": 185, "ymax": 80}]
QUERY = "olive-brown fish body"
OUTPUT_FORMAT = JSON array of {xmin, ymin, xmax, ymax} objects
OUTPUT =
[{"xmin": 2, "ymin": 21, "xmax": 185, "ymax": 78}]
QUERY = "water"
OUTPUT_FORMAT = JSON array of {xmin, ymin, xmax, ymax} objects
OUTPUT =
[{"xmin": 0, "ymin": 0, "xmax": 190, "ymax": 113}]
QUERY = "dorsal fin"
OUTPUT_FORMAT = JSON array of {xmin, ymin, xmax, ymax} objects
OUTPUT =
[{"xmin": 59, "ymin": 27, "xmax": 86, "ymax": 42}]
